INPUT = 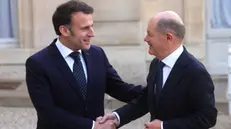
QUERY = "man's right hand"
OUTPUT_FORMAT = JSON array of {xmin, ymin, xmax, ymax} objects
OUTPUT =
[
  {"xmin": 94, "ymin": 113, "xmax": 119, "ymax": 129},
  {"xmin": 94, "ymin": 120, "xmax": 117, "ymax": 129},
  {"xmin": 97, "ymin": 113, "xmax": 118, "ymax": 125}
]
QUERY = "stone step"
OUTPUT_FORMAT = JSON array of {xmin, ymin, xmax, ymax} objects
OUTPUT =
[
  {"xmin": 212, "ymin": 75, "xmax": 228, "ymax": 103},
  {"xmin": 216, "ymin": 102, "xmax": 229, "ymax": 115},
  {"xmin": 0, "ymin": 91, "xmax": 230, "ymax": 114},
  {"xmin": 1, "ymin": 106, "xmax": 230, "ymax": 129},
  {"xmin": 0, "ymin": 74, "xmax": 230, "ymax": 114},
  {"xmin": 0, "ymin": 90, "xmax": 32, "ymax": 107},
  {"xmin": 1, "ymin": 95, "xmax": 229, "ymax": 115}
]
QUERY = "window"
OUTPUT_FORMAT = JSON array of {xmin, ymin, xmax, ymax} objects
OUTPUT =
[
  {"xmin": 0, "ymin": 0, "xmax": 18, "ymax": 47},
  {"xmin": 206, "ymin": 0, "xmax": 231, "ymax": 75},
  {"xmin": 211, "ymin": 0, "xmax": 231, "ymax": 29}
]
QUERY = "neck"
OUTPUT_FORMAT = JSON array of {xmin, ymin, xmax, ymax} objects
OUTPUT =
[
  {"xmin": 157, "ymin": 43, "xmax": 181, "ymax": 60},
  {"xmin": 59, "ymin": 36, "xmax": 75, "ymax": 51}
]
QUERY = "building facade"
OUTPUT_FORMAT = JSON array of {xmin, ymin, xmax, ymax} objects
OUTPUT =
[{"xmin": 0, "ymin": 0, "xmax": 230, "ymax": 106}]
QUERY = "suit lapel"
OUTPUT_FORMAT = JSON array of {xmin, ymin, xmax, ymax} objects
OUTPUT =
[
  {"xmin": 156, "ymin": 48, "xmax": 190, "ymax": 104},
  {"xmin": 82, "ymin": 50, "xmax": 93, "ymax": 101},
  {"xmin": 147, "ymin": 59, "xmax": 159, "ymax": 114},
  {"xmin": 48, "ymin": 40, "xmax": 84, "ymax": 101}
]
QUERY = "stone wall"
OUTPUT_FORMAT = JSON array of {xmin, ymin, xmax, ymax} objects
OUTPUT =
[{"xmin": 1, "ymin": 0, "xmax": 224, "ymax": 107}]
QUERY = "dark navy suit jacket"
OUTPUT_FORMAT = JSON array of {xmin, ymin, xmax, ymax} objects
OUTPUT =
[
  {"xmin": 116, "ymin": 48, "xmax": 217, "ymax": 129},
  {"xmin": 26, "ymin": 39, "xmax": 144, "ymax": 129}
]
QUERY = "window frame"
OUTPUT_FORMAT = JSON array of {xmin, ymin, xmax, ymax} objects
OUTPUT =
[
  {"xmin": 0, "ymin": 0, "xmax": 18, "ymax": 47},
  {"xmin": 206, "ymin": 0, "xmax": 231, "ymax": 38}
]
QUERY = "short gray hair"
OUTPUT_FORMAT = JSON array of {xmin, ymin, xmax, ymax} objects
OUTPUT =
[{"xmin": 156, "ymin": 18, "xmax": 185, "ymax": 39}]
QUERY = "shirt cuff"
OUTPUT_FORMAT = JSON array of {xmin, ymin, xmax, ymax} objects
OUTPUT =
[
  {"xmin": 92, "ymin": 121, "xmax": 95, "ymax": 129},
  {"xmin": 113, "ymin": 112, "xmax": 120, "ymax": 126},
  {"xmin": 161, "ymin": 121, "xmax": 163, "ymax": 129}
]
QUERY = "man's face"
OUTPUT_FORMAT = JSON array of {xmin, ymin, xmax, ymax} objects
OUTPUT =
[
  {"xmin": 144, "ymin": 20, "xmax": 166, "ymax": 57},
  {"xmin": 67, "ymin": 12, "xmax": 94, "ymax": 50}
]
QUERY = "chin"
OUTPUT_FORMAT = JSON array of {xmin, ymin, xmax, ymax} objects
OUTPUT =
[
  {"xmin": 83, "ymin": 44, "xmax": 91, "ymax": 50},
  {"xmin": 148, "ymin": 49, "xmax": 154, "ymax": 55}
]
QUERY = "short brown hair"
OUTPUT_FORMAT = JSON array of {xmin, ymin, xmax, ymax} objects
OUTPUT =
[
  {"xmin": 156, "ymin": 18, "xmax": 185, "ymax": 39},
  {"xmin": 52, "ymin": 0, "xmax": 94, "ymax": 35}
]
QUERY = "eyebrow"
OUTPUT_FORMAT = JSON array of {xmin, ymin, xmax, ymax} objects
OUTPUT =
[
  {"xmin": 81, "ymin": 24, "xmax": 94, "ymax": 29},
  {"xmin": 147, "ymin": 30, "xmax": 151, "ymax": 35}
]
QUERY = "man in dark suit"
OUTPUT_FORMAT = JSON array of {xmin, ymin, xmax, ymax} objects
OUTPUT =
[
  {"xmin": 98, "ymin": 11, "xmax": 217, "ymax": 129},
  {"xmin": 25, "ymin": 1, "xmax": 144, "ymax": 129}
]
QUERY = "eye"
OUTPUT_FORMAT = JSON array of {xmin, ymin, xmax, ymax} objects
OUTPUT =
[
  {"xmin": 81, "ymin": 26, "xmax": 89, "ymax": 30},
  {"xmin": 81, "ymin": 24, "xmax": 94, "ymax": 30},
  {"xmin": 147, "ymin": 31, "xmax": 153, "ymax": 37},
  {"xmin": 147, "ymin": 33, "xmax": 153, "ymax": 37}
]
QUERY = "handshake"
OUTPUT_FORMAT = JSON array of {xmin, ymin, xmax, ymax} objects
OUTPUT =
[
  {"xmin": 94, "ymin": 113, "xmax": 163, "ymax": 129},
  {"xmin": 94, "ymin": 113, "xmax": 119, "ymax": 129}
]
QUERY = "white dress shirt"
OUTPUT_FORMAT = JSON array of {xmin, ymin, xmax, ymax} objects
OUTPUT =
[
  {"xmin": 161, "ymin": 45, "xmax": 183, "ymax": 87},
  {"xmin": 115, "ymin": 45, "xmax": 184, "ymax": 129},
  {"xmin": 55, "ymin": 38, "xmax": 88, "ymax": 80}
]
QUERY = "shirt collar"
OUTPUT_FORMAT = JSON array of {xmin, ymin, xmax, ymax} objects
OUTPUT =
[
  {"xmin": 55, "ymin": 38, "xmax": 82, "ymax": 59},
  {"xmin": 161, "ymin": 45, "xmax": 183, "ymax": 68}
]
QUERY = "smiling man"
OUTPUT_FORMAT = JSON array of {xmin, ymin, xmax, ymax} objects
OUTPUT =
[
  {"xmin": 99, "ymin": 11, "xmax": 217, "ymax": 129},
  {"xmin": 25, "ymin": 1, "xmax": 144, "ymax": 129}
]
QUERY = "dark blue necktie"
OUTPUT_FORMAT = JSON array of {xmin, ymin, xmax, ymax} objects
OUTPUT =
[
  {"xmin": 69, "ymin": 52, "xmax": 87, "ymax": 99},
  {"xmin": 155, "ymin": 60, "xmax": 165, "ymax": 96}
]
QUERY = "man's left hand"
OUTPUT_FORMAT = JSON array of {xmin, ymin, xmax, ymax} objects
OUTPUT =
[{"xmin": 144, "ymin": 119, "xmax": 162, "ymax": 129}]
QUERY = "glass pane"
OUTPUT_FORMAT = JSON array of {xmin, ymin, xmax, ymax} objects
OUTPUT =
[
  {"xmin": 211, "ymin": 0, "xmax": 231, "ymax": 29},
  {"xmin": 0, "ymin": 0, "xmax": 17, "ymax": 39}
]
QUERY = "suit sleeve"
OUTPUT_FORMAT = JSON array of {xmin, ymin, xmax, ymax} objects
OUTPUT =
[
  {"xmin": 26, "ymin": 57, "xmax": 93, "ymax": 129},
  {"xmin": 101, "ymin": 48, "xmax": 145, "ymax": 102},
  {"xmin": 114, "ymin": 88, "xmax": 149, "ymax": 127},
  {"xmin": 163, "ymin": 67, "xmax": 217, "ymax": 129},
  {"xmin": 112, "ymin": 59, "xmax": 157, "ymax": 127}
]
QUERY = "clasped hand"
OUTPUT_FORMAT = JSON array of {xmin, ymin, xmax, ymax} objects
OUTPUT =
[{"xmin": 94, "ymin": 113, "xmax": 118, "ymax": 129}]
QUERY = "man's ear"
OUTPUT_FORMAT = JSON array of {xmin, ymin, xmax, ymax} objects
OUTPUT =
[
  {"xmin": 166, "ymin": 33, "xmax": 173, "ymax": 41},
  {"xmin": 59, "ymin": 25, "xmax": 70, "ymax": 36}
]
